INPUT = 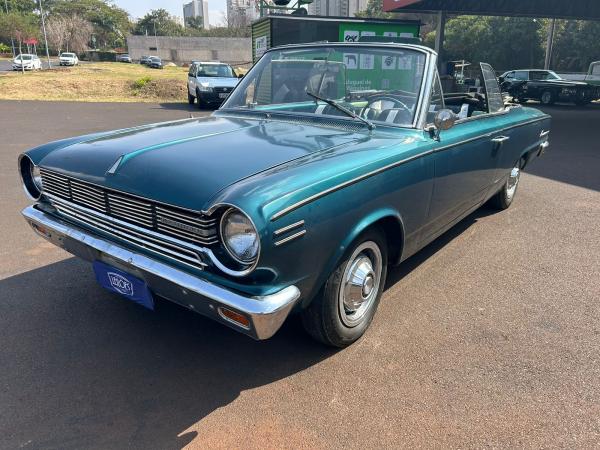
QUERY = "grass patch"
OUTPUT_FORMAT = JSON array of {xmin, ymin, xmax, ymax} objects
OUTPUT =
[{"xmin": 0, "ymin": 62, "xmax": 189, "ymax": 102}]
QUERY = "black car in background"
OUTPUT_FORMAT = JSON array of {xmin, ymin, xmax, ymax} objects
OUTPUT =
[
  {"xmin": 499, "ymin": 69, "xmax": 596, "ymax": 106},
  {"xmin": 140, "ymin": 55, "xmax": 151, "ymax": 65},
  {"xmin": 148, "ymin": 57, "xmax": 163, "ymax": 69}
]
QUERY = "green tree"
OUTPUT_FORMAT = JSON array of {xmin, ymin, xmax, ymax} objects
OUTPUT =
[
  {"xmin": 49, "ymin": 0, "xmax": 132, "ymax": 49},
  {"xmin": 551, "ymin": 20, "xmax": 600, "ymax": 71},
  {"xmin": 185, "ymin": 16, "xmax": 205, "ymax": 30},
  {"xmin": 425, "ymin": 16, "xmax": 545, "ymax": 71},
  {"xmin": 133, "ymin": 9, "xmax": 185, "ymax": 37},
  {"xmin": 355, "ymin": 0, "xmax": 393, "ymax": 19}
]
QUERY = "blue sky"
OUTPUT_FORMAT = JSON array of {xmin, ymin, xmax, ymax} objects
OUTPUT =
[{"xmin": 113, "ymin": 0, "xmax": 227, "ymax": 26}]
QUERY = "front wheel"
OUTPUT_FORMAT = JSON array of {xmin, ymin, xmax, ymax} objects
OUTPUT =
[
  {"xmin": 540, "ymin": 90, "xmax": 555, "ymax": 105},
  {"xmin": 301, "ymin": 228, "xmax": 388, "ymax": 347},
  {"xmin": 489, "ymin": 160, "xmax": 522, "ymax": 210},
  {"xmin": 187, "ymin": 92, "xmax": 195, "ymax": 105}
]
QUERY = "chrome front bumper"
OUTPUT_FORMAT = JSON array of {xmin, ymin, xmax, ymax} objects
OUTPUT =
[{"xmin": 22, "ymin": 205, "xmax": 300, "ymax": 340}]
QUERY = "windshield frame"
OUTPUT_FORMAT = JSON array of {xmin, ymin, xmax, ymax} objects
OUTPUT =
[{"xmin": 218, "ymin": 43, "xmax": 436, "ymax": 130}]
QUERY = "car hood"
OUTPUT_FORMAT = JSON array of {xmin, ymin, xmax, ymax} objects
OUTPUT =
[
  {"xmin": 37, "ymin": 114, "xmax": 366, "ymax": 211},
  {"xmin": 195, "ymin": 77, "xmax": 239, "ymax": 88}
]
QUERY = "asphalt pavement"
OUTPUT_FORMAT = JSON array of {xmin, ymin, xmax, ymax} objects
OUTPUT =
[{"xmin": 1, "ymin": 100, "xmax": 599, "ymax": 449}]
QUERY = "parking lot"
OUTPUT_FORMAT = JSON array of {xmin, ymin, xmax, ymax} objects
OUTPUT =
[{"xmin": 1, "ymin": 100, "xmax": 599, "ymax": 448}]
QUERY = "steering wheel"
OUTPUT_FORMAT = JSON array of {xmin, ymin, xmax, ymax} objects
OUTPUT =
[{"xmin": 362, "ymin": 94, "xmax": 412, "ymax": 119}]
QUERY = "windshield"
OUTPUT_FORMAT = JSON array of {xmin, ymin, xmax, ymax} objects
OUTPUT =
[
  {"xmin": 61, "ymin": 53, "xmax": 75, "ymax": 57},
  {"xmin": 196, "ymin": 64, "xmax": 236, "ymax": 78},
  {"xmin": 530, "ymin": 70, "xmax": 562, "ymax": 81},
  {"xmin": 16, "ymin": 55, "xmax": 33, "ymax": 61},
  {"xmin": 221, "ymin": 45, "xmax": 428, "ymax": 127}
]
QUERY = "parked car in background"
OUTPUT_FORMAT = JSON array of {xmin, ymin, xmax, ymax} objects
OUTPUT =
[
  {"xmin": 187, "ymin": 61, "xmax": 240, "ymax": 108},
  {"xmin": 116, "ymin": 54, "xmax": 132, "ymax": 63},
  {"xmin": 148, "ymin": 56, "xmax": 163, "ymax": 69},
  {"xmin": 583, "ymin": 61, "xmax": 600, "ymax": 97},
  {"xmin": 12, "ymin": 54, "xmax": 42, "ymax": 71},
  {"xmin": 19, "ymin": 43, "xmax": 551, "ymax": 347},
  {"xmin": 140, "ymin": 55, "xmax": 151, "ymax": 65},
  {"xmin": 499, "ymin": 69, "xmax": 595, "ymax": 105},
  {"xmin": 59, "ymin": 52, "xmax": 78, "ymax": 66}
]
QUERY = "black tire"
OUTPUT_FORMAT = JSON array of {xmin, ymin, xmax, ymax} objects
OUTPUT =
[
  {"xmin": 187, "ymin": 92, "xmax": 195, "ymax": 105},
  {"xmin": 489, "ymin": 159, "xmax": 523, "ymax": 210},
  {"xmin": 540, "ymin": 90, "xmax": 555, "ymax": 105},
  {"xmin": 301, "ymin": 228, "xmax": 388, "ymax": 348},
  {"xmin": 196, "ymin": 90, "xmax": 204, "ymax": 109}
]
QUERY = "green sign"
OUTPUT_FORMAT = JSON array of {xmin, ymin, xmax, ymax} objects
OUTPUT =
[
  {"xmin": 338, "ymin": 22, "xmax": 419, "ymax": 43},
  {"xmin": 336, "ymin": 23, "xmax": 421, "ymax": 93}
]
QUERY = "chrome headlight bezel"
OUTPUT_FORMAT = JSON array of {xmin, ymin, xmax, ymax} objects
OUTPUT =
[
  {"xmin": 18, "ymin": 154, "xmax": 42, "ymax": 201},
  {"xmin": 219, "ymin": 207, "xmax": 260, "ymax": 265}
]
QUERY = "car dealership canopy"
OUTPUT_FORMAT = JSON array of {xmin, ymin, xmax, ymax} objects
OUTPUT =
[
  {"xmin": 383, "ymin": 0, "xmax": 600, "ymax": 20},
  {"xmin": 384, "ymin": 0, "xmax": 600, "ymax": 70}
]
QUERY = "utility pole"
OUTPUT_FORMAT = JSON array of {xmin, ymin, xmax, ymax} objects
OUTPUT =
[
  {"xmin": 4, "ymin": 0, "xmax": 16, "ymax": 57},
  {"xmin": 544, "ymin": 19, "xmax": 556, "ymax": 70},
  {"xmin": 153, "ymin": 20, "xmax": 158, "ymax": 53},
  {"xmin": 38, "ymin": 0, "xmax": 52, "ymax": 69}
]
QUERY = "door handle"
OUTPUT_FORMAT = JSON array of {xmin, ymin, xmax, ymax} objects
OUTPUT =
[{"xmin": 491, "ymin": 136, "xmax": 510, "ymax": 143}]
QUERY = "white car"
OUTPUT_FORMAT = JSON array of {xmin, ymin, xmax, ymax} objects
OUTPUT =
[
  {"xmin": 12, "ymin": 54, "xmax": 42, "ymax": 71},
  {"xmin": 59, "ymin": 52, "xmax": 79, "ymax": 66},
  {"xmin": 187, "ymin": 61, "xmax": 240, "ymax": 108}
]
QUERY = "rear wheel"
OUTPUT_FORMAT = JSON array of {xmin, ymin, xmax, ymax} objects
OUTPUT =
[
  {"xmin": 489, "ymin": 159, "xmax": 522, "ymax": 210},
  {"xmin": 540, "ymin": 90, "xmax": 555, "ymax": 105},
  {"xmin": 301, "ymin": 228, "xmax": 388, "ymax": 347}
]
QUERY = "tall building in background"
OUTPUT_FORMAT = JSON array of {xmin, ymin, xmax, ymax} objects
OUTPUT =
[
  {"xmin": 183, "ymin": 0, "xmax": 210, "ymax": 29},
  {"xmin": 227, "ymin": 0, "xmax": 258, "ymax": 27},
  {"xmin": 308, "ymin": 0, "xmax": 368, "ymax": 17}
]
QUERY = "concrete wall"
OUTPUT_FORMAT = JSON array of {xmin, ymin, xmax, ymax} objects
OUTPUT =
[{"xmin": 126, "ymin": 35, "xmax": 252, "ymax": 65}]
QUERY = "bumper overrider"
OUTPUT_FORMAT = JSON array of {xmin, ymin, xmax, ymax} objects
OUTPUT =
[{"xmin": 22, "ymin": 205, "xmax": 300, "ymax": 340}]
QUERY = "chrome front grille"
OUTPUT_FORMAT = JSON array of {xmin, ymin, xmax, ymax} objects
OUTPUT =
[{"xmin": 40, "ymin": 169, "xmax": 218, "ymax": 257}]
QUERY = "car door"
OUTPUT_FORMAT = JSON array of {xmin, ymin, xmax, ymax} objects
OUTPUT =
[
  {"xmin": 422, "ymin": 64, "xmax": 506, "ymax": 242},
  {"xmin": 188, "ymin": 63, "xmax": 197, "ymax": 95}
]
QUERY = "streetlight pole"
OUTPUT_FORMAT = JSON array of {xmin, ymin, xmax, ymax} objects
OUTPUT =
[{"xmin": 38, "ymin": 0, "xmax": 52, "ymax": 68}]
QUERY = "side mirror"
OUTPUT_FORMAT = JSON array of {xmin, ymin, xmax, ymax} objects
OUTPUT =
[
  {"xmin": 430, "ymin": 109, "xmax": 457, "ymax": 141},
  {"xmin": 238, "ymin": 73, "xmax": 244, "ymax": 79}
]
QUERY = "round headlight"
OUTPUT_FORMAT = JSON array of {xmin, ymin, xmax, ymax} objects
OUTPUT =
[
  {"xmin": 18, "ymin": 154, "xmax": 42, "ymax": 200},
  {"xmin": 31, "ymin": 164, "xmax": 43, "ymax": 191},
  {"xmin": 220, "ymin": 208, "xmax": 259, "ymax": 263}
]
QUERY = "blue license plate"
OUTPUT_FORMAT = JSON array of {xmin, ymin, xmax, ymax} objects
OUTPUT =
[{"xmin": 93, "ymin": 261, "xmax": 154, "ymax": 310}]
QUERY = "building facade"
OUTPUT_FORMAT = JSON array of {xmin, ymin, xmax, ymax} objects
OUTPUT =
[
  {"xmin": 308, "ymin": 0, "xmax": 368, "ymax": 17},
  {"xmin": 227, "ymin": 0, "xmax": 258, "ymax": 26},
  {"xmin": 183, "ymin": 0, "xmax": 210, "ymax": 29}
]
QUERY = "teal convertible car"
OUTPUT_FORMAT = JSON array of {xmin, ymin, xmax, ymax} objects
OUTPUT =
[{"xmin": 19, "ymin": 43, "xmax": 551, "ymax": 347}]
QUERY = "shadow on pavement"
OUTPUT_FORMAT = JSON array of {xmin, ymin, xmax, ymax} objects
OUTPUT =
[
  {"xmin": 526, "ymin": 103, "xmax": 600, "ymax": 192},
  {"xmin": 0, "ymin": 258, "xmax": 336, "ymax": 449},
  {"xmin": 386, "ymin": 205, "xmax": 498, "ymax": 288},
  {"xmin": 157, "ymin": 103, "xmax": 218, "ymax": 113}
]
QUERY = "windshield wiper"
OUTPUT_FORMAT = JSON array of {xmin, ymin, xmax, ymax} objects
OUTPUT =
[{"xmin": 306, "ymin": 91, "xmax": 374, "ymax": 130}]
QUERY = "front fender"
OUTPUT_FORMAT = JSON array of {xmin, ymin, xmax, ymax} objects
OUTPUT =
[{"xmin": 300, "ymin": 207, "xmax": 405, "ymax": 308}]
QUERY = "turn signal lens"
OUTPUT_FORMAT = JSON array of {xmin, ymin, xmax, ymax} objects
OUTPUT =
[{"xmin": 218, "ymin": 307, "xmax": 250, "ymax": 329}]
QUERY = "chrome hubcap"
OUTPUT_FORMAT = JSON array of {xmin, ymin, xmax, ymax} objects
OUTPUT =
[
  {"xmin": 339, "ymin": 241, "xmax": 382, "ymax": 327},
  {"xmin": 506, "ymin": 165, "xmax": 520, "ymax": 200}
]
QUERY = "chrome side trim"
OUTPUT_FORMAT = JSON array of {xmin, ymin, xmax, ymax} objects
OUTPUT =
[
  {"xmin": 274, "ymin": 220, "xmax": 305, "ymax": 236},
  {"xmin": 540, "ymin": 130, "xmax": 550, "ymax": 138},
  {"xmin": 270, "ymin": 116, "xmax": 549, "ymax": 221},
  {"xmin": 22, "ymin": 205, "xmax": 300, "ymax": 340},
  {"xmin": 274, "ymin": 230, "xmax": 306, "ymax": 247}
]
